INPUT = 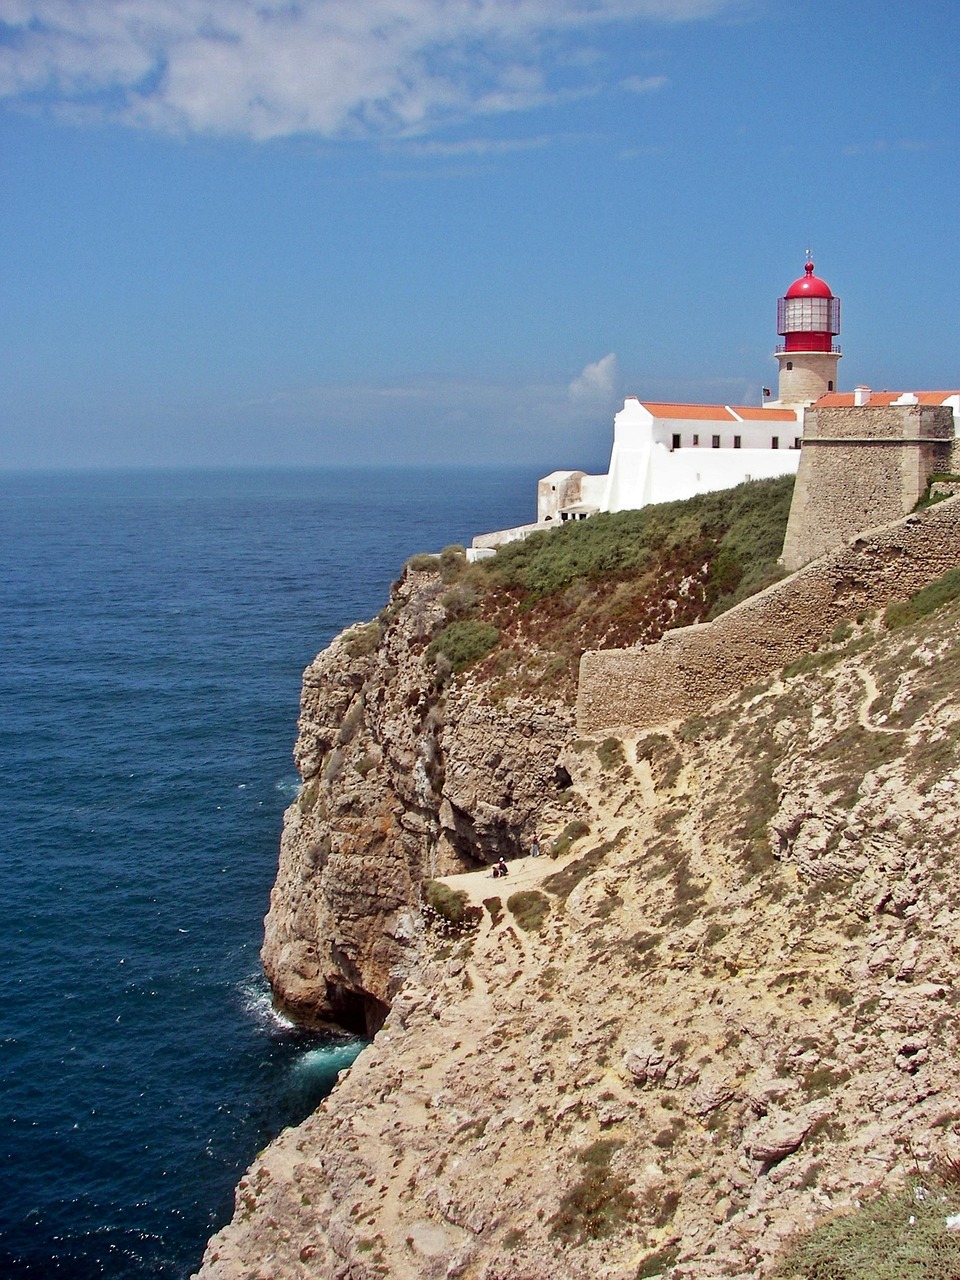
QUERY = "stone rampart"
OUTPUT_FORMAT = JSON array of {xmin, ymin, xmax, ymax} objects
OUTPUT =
[
  {"xmin": 577, "ymin": 495, "xmax": 960, "ymax": 734},
  {"xmin": 782, "ymin": 403, "xmax": 954, "ymax": 571}
]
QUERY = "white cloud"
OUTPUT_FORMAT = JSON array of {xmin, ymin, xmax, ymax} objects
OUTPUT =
[
  {"xmin": 568, "ymin": 352, "xmax": 620, "ymax": 403},
  {"xmin": 0, "ymin": 0, "xmax": 736, "ymax": 139},
  {"xmin": 620, "ymin": 74, "xmax": 669, "ymax": 93}
]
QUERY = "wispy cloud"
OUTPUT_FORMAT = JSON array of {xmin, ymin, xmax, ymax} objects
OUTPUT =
[
  {"xmin": 568, "ymin": 353, "xmax": 620, "ymax": 404},
  {"xmin": 0, "ymin": 0, "xmax": 736, "ymax": 140},
  {"xmin": 620, "ymin": 74, "xmax": 669, "ymax": 93}
]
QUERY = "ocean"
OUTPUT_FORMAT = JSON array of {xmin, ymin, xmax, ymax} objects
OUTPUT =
[{"xmin": 0, "ymin": 466, "xmax": 540, "ymax": 1279}]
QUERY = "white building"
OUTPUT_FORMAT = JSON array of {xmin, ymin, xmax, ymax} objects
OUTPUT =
[
  {"xmin": 536, "ymin": 399, "xmax": 803, "ymax": 524},
  {"xmin": 470, "ymin": 258, "xmax": 842, "ymax": 556}
]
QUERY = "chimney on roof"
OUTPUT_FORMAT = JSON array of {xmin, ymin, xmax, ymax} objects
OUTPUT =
[{"xmin": 854, "ymin": 385, "xmax": 871, "ymax": 407}]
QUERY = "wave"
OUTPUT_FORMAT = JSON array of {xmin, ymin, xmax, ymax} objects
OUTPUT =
[
  {"xmin": 237, "ymin": 975, "xmax": 298, "ymax": 1034},
  {"xmin": 291, "ymin": 1041, "xmax": 365, "ymax": 1084}
]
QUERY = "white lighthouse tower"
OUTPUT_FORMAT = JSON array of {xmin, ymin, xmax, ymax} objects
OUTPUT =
[{"xmin": 773, "ymin": 255, "xmax": 841, "ymax": 406}]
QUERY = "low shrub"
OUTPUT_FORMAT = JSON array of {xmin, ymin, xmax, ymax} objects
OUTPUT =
[
  {"xmin": 915, "ymin": 472, "xmax": 960, "ymax": 509},
  {"xmin": 772, "ymin": 1182, "xmax": 960, "ymax": 1279},
  {"xmin": 406, "ymin": 552, "xmax": 441, "ymax": 573},
  {"xmin": 636, "ymin": 1246, "xmax": 680, "ymax": 1278},
  {"xmin": 885, "ymin": 567, "xmax": 960, "ymax": 630},
  {"xmin": 549, "ymin": 818, "xmax": 591, "ymax": 858},
  {"xmin": 596, "ymin": 737, "xmax": 625, "ymax": 770},
  {"xmin": 342, "ymin": 621, "xmax": 382, "ymax": 659},
  {"xmin": 507, "ymin": 889, "xmax": 550, "ymax": 931},
  {"xmin": 439, "ymin": 544, "xmax": 466, "ymax": 583},
  {"xmin": 543, "ymin": 832, "xmax": 623, "ymax": 900},
  {"xmin": 423, "ymin": 880, "xmax": 475, "ymax": 927},
  {"xmin": 427, "ymin": 620, "xmax": 500, "ymax": 672},
  {"xmin": 636, "ymin": 732, "xmax": 683, "ymax": 790},
  {"xmin": 298, "ymin": 778, "xmax": 320, "ymax": 814}
]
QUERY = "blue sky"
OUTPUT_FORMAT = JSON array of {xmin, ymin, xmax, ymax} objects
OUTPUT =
[{"xmin": 1, "ymin": 0, "xmax": 958, "ymax": 470}]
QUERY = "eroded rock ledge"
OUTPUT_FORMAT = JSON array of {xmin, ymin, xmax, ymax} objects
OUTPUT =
[
  {"xmin": 261, "ymin": 566, "xmax": 580, "ymax": 1035},
  {"xmin": 199, "ymin": 587, "xmax": 960, "ymax": 1279}
]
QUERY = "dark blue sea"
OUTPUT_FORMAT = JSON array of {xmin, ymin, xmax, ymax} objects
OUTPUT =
[{"xmin": 0, "ymin": 466, "xmax": 539, "ymax": 1280}]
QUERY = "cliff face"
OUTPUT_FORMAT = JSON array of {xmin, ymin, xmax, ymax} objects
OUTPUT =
[
  {"xmin": 200, "ymin": 587, "xmax": 960, "ymax": 1279},
  {"xmin": 261, "ymin": 567, "xmax": 580, "ymax": 1035}
]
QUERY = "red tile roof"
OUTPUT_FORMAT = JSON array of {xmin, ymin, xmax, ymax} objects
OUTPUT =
[
  {"xmin": 635, "ymin": 402, "xmax": 800, "ymax": 423},
  {"xmin": 730, "ymin": 406, "xmax": 799, "ymax": 421},
  {"xmin": 816, "ymin": 390, "xmax": 960, "ymax": 408},
  {"xmin": 639, "ymin": 402, "xmax": 735, "ymax": 421}
]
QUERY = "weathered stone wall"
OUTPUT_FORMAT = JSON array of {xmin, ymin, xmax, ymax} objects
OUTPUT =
[
  {"xmin": 775, "ymin": 350, "xmax": 840, "ymax": 405},
  {"xmin": 577, "ymin": 494, "xmax": 960, "ymax": 733},
  {"xmin": 537, "ymin": 470, "xmax": 585, "ymax": 522},
  {"xmin": 782, "ymin": 403, "xmax": 954, "ymax": 570}
]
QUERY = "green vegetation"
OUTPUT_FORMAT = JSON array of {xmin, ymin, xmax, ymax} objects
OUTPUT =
[
  {"xmin": 636, "ymin": 732, "xmax": 684, "ymax": 790},
  {"xmin": 885, "ymin": 566, "xmax": 960, "ymax": 630},
  {"xmin": 548, "ymin": 818, "xmax": 592, "ymax": 859},
  {"xmin": 543, "ymin": 832, "xmax": 624, "ymax": 899},
  {"xmin": 298, "ymin": 777, "xmax": 320, "ymax": 814},
  {"xmin": 596, "ymin": 736, "xmax": 625, "ymax": 769},
  {"xmin": 506, "ymin": 889, "xmax": 550, "ymax": 931},
  {"xmin": 484, "ymin": 476, "xmax": 792, "ymax": 603},
  {"xmin": 427, "ymin": 619, "xmax": 500, "ymax": 672},
  {"xmin": 773, "ymin": 1183, "xmax": 960, "ymax": 1280},
  {"xmin": 406, "ymin": 552, "xmax": 441, "ymax": 572},
  {"xmin": 382, "ymin": 476, "xmax": 800, "ymax": 704},
  {"xmin": 439, "ymin": 544, "xmax": 467, "ymax": 583},
  {"xmin": 342, "ymin": 620, "xmax": 382, "ymax": 659},
  {"xmin": 423, "ymin": 880, "xmax": 478, "ymax": 928},
  {"xmin": 915, "ymin": 472, "xmax": 960, "ymax": 509}
]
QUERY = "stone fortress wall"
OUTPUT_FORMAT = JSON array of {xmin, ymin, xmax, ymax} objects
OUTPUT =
[
  {"xmin": 577, "ymin": 494, "xmax": 960, "ymax": 734},
  {"xmin": 782, "ymin": 402, "xmax": 956, "ymax": 571}
]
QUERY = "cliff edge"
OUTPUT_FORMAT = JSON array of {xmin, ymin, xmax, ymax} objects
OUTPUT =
[
  {"xmin": 261, "ymin": 564, "xmax": 581, "ymax": 1036},
  {"xmin": 199, "ymin": 562, "xmax": 960, "ymax": 1278}
]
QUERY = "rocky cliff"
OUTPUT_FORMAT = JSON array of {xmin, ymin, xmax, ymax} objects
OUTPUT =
[
  {"xmin": 261, "ymin": 564, "xmax": 582, "ymax": 1036},
  {"xmin": 198, "ymin": 565, "xmax": 960, "ymax": 1279}
]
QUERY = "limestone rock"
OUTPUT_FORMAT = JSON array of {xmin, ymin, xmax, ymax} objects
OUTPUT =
[
  {"xmin": 197, "ymin": 568, "xmax": 960, "ymax": 1280},
  {"xmin": 261, "ymin": 565, "xmax": 579, "ymax": 1033}
]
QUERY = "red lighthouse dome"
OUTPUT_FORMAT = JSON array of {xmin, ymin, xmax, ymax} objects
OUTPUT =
[{"xmin": 778, "ymin": 258, "xmax": 840, "ymax": 353}]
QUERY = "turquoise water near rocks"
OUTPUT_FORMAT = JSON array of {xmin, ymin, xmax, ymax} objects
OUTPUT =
[{"xmin": 0, "ymin": 466, "xmax": 538, "ymax": 1278}]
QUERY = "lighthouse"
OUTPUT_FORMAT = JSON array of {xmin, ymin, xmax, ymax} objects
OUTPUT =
[{"xmin": 773, "ymin": 256, "xmax": 841, "ymax": 405}]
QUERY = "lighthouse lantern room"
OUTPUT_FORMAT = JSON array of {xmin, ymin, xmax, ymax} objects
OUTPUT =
[{"xmin": 773, "ymin": 256, "xmax": 842, "ymax": 406}]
